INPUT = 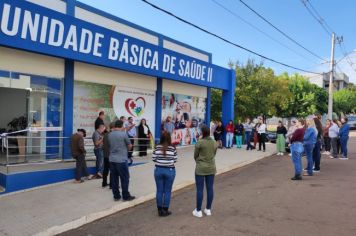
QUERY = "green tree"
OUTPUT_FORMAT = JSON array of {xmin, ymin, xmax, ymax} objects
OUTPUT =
[
  {"xmin": 278, "ymin": 74, "xmax": 315, "ymax": 118},
  {"xmin": 313, "ymin": 85, "xmax": 328, "ymax": 114},
  {"xmin": 211, "ymin": 88, "xmax": 222, "ymax": 121},
  {"xmin": 234, "ymin": 60, "xmax": 291, "ymax": 120},
  {"xmin": 333, "ymin": 88, "xmax": 356, "ymax": 114}
]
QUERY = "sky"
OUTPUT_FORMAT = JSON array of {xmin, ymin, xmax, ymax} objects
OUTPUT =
[{"xmin": 78, "ymin": 0, "xmax": 356, "ymax": 83}]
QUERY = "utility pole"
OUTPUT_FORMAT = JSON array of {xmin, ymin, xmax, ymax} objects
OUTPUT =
[
  {"xmin": 327, "ymin": 34, "xmax": 343, "ymax": 120},
  {"xmin": 327, "ymin": 33, "xmax": 336, "ymax": 120}
]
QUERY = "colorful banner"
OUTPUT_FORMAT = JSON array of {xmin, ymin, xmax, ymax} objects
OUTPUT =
[
  {"xmin": 73, "ymin": 81, "xmax": 115, "ymax": 138},
  {"xmin": 112, "ymin": 86, "xmax": 156, "ymax": 136},
  {"xmin": 162, "ymin": 92, "xmax": 206, "ymax": 146},
  {"xmin": 73, "ymin": 81, "xmax": 155, "ymax": 139}
]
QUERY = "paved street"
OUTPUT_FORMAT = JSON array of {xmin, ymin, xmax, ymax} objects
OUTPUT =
[
  {"xmin": 63, "ymin": 134, "xmax": 356, "ymax": 236},
  {"xmin": 0, "ymin": 143, "xmax": 273, "ymax": 236}
]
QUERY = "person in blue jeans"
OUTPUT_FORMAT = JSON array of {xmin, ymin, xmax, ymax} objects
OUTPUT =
[
  {"xmin": 108, "ymin": 120, "xmax": 135, "ymax": 201},
  {"xmin": 152, "ymin": 131, "xmax": 178, "ymax": 217},
  {"xmin": 193, "ymin": 125, "xmax": 218, "ymax": 217},
  {"xmin": 243, "ymin": 118, "xmax": 254, "ymax": 150},
  {"xmin": 289, "ymin": 119, "xmax": 305, "ymax": 180},
  {"xmin": 339, "ymin": 117, "xmax": 350, "ymax": 160},
  {"xmin": 92, "ymin": 124, "xmax": 106, "ymax": 178},
  {"xmin": 303, "ymin": 119, "xmax": 317, "ymax": 176}
]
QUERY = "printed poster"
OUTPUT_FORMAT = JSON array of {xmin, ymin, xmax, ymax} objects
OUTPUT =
[
  {"xmin": 162, "ymin": 92, "xmax": 206, "ymax": 146},
  {"xmin": 112, "ymin": 86, "xmax": 156, "ymax": 136},
  {"xmin": 73, "ymin": 81, "xmax": 156, "ymax": 140}
]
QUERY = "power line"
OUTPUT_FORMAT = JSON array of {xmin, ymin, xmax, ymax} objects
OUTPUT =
[
  {"xmin": 237, "ymin": 0, "xmax": 326, "ymax": 62},
  {"xmin": 339, "ymin": 42, "xmax": 356, "ymax": 73},
  {"xmin": 299, "ymin": 1, "xmax": 356, "ymax": 75},
  {"xmin": 140, "ymin": 0, "xmax": 323, "ymax": 75},
  {"xmin": 210, "ymin": 0, "xmax": 319, "ymax": 65},
  {"xmin": 300, "ymin": 0, "xmax": 333, "ymax": 37}
]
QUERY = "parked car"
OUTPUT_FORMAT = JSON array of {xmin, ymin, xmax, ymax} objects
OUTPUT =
[
  {"xmin": 347, "ymin": 116, "xmax": 356, "ymax": 130},
  {"xmin": 267, "ymin": 131, "xmax": 277, "ymax": 143}
]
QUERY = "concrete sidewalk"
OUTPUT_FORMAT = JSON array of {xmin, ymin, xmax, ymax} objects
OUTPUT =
[{"xmin": 0, "ymin": 144, "xmax": 275, "ymax": 236}]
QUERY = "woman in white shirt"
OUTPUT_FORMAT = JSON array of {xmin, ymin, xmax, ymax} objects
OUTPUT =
[{"xmin": 257, "ymin": 118, "xmax": 267, "ymax": 152}]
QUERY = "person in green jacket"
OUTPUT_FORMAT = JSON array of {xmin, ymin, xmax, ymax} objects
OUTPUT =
[{"xmin": 192, "ymin": 125, "xmax": 218, "ymax": 218}]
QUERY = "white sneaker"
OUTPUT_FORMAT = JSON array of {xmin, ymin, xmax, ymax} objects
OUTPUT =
[
  {"xmin": 204, "ymin": 208, "xmax": 212, "ymax": 216},
  {"xmin": 192, "ymin": 209, "xmax": 203, "ymax": 218}
]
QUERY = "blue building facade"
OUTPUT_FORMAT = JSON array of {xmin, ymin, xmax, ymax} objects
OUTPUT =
[{"xmin": 0, "ymin": 0, "xmax": 235, "ymax": 193}]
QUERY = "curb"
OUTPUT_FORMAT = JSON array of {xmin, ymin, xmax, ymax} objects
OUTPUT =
[{"xmin": 34, "ymin": 153, "xmax": 272, "ymax": 236}]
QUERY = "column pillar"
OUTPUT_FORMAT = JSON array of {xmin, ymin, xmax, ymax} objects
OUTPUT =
[
  {"xmin": 63, "ymin": 0, "xmax": 76, "ymax": 159},
  {"xmin": 155, "ymin": 78, "xmax": 163, "ymax": 143},
  {"xmin": 221, "ymin": 69, "xmax": 236, "ymax": 146}
]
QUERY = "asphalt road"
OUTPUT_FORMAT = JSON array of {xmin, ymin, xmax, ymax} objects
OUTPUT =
[{"xmin": 62, "ymin": 134, "xmax": 356, "ymax": 236}]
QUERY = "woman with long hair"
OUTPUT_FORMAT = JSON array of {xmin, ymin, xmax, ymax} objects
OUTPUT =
[
  {"xmin": 276, "ymin": 121, "xmax": 287, "ymax": 155},
  {"xmin": 303, "ymin": 119, "xmax": 317, "ymax": 176},
  {"xmin": 290, "ymin": 119, "xmax": 305, "ymax": 180},
  {"xmin": 152, "ymin": 131, "xmax": 177, "ymax": 217},
  {"xmin": 213, "ymin": 121, "xmax": 224, "ymax": 149},
  {"xmin": 225, "ymin": 120, "xmax": 234, "ymax": 148},
  {"xmin": 322, "ymin": 119, "xmax": 332, "ymax": 155},
  {"xmin": 234, "ymin": 120, "xmax": 244, "ymax": 149},
  {"xmin": 243, "ymin": 118, "xmax": 254, "ymax": 150},
  {"xmin": 138, "ymin": 118, "xmax": 151, "ymax": 156},
  {"xmin": 257, "ymin": 117, "xmax": 266, "ymax": 152},
  {"xmin": 193, "ymin": 125, "xmax": 218, "ymax": 218},
  {"xmin": 313, "ymin": 117, "xmax": 323, "ymax": 172}
]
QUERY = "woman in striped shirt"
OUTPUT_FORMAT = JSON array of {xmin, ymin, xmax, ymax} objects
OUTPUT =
[{"xmin": 152, "ymin": 131, "xmax": 178, "ymax": 217}]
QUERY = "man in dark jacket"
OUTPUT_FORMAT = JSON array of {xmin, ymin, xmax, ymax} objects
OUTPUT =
[
  {"xmin": 95, "ymin": 111, "xmax": 105, "ymax": 130},
  {"xmin": 71, "ymin": 129, "xmax": 93, "ymax": 183}
]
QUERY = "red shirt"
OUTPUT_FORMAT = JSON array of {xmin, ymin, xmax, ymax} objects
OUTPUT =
[
  {"xmin": 290, "ymin": 128, "xmax": 305, "ymax": 143},
  {"xmin": 226, "ymin": 124, "xmax": 234, "ymax": 133}
]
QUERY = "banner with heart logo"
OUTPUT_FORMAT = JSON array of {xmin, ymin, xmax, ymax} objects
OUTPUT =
[
  {"xmin": 125, "ymin": 97, "xmax": 146, "ymax": 117},
  {"xmin": 112, "ymin": 86, "xmax": 156, "ymax": 137}
]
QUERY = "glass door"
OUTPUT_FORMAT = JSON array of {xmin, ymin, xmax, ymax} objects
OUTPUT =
[{"xmin": 26, "ymin": 76, "xmax": 63, "ymax": 162}]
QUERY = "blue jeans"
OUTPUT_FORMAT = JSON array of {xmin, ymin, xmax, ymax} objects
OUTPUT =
[
  {"xmin": 110, "ymin": 161, "xmax": 131, "ymax": 200},
  {"xmin": 195, "ymin": 174, "xmax": 215, "ymax": 211},
  {"xmin": 245, "ymin": 131, "xmax": 253, "ymax": 150},
  {"xmin": 291, "ymin": 142, "xmax": 304, "ymax": 176},
  {"xmin": 235, "ymin": 135, "xmax": 242, "ymax": 148},
  {"xmin": 313, "ymin": 139, "xmax": 321, "ymax": 170},
  {"xmin": 226, "ymin": 133, "xmax": 234, "ymax": 148},
  {"xmin": 340, "ymin": 136, "xmax": 349, "ymax": 158},
  {"xmin": 94, "ymin": 148, "xmax": 104, "ymax": 174},
  {"xmin": 304, "ymin": 144, "xmax": 315, "ymax": 176},
  {"xmin": 154, "ymin": 167, "xmax": 176, "ymax": 208}
]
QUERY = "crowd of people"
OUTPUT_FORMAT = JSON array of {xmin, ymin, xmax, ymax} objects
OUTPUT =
[
  {"xmin": 70, "ymin": 111, "xmax": 218, "ymax": 218},
  {"xmin": 288, "ymin": 116, "xmax": 350, "ymax": 180},
  {"xmin": 70, "ymin": 111, "xmax": 351, "ymax": 218},
  {"xmin": 212, "ymin": 117, "xmax": 268, "ymax": 152}
]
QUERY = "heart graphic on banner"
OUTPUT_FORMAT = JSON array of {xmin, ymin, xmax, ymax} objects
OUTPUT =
[{"xmin": 125, "ymin": 97, "xmax": 146, "ymax": 117}]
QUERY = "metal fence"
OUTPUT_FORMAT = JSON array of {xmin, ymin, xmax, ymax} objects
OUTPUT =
[{"xmin": 0, "ymin": 131, "xmax": 156, "ymax": 169}]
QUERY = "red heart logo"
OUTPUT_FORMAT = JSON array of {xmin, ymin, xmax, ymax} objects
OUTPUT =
[{"xmin": 125, "ymin": 97, "xmax": 146, "ymax": 117}]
